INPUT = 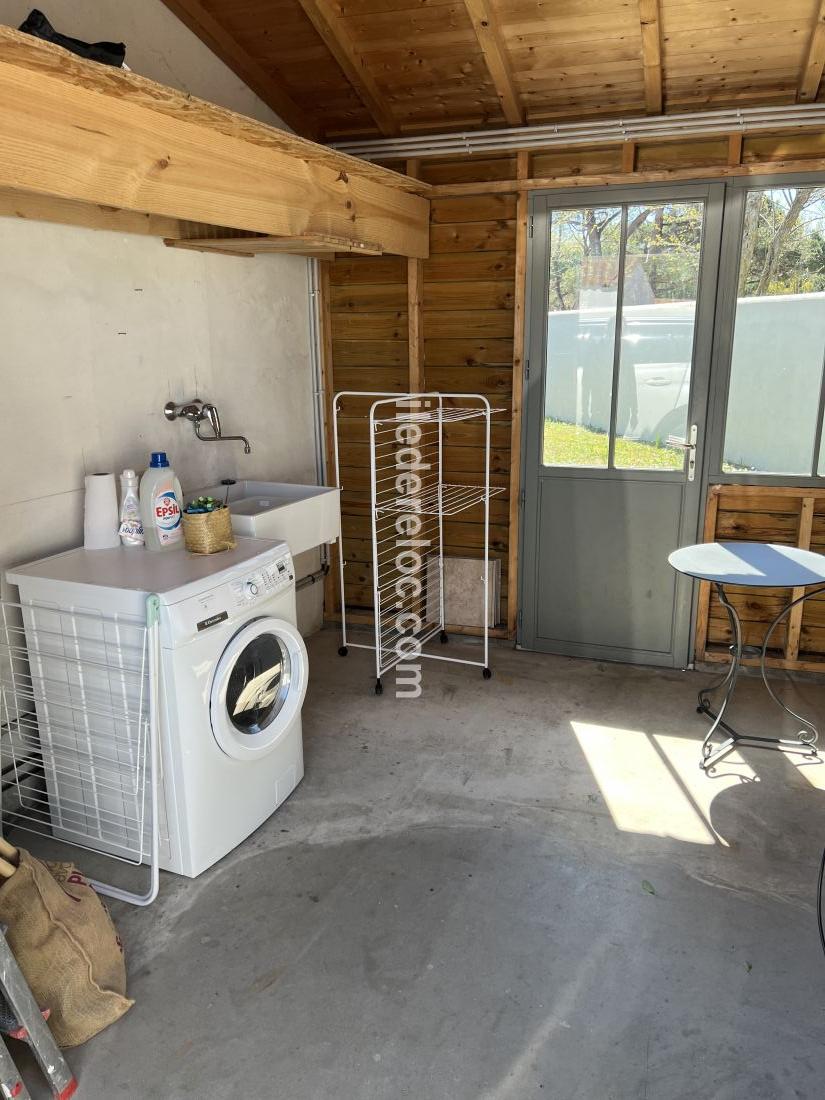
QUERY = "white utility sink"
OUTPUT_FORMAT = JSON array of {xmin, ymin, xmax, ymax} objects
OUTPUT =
[{"xmin": 193, "ymin": 480, "xmax": 340, "ymax": 556}]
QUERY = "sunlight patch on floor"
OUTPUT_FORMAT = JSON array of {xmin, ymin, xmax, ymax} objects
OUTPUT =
[{"xmin": 571, "ymin": 721, "xmax": 759, "ymax": 845}]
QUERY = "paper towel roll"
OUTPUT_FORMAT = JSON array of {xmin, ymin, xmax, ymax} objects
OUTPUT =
[{"xmin": 84, "ymin": 473, "xmax": 120, "ymax": 550}]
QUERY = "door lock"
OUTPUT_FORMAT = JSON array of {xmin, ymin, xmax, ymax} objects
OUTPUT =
[{"xmin": 666, "ymin": 424, "xmax": 698, "ymax": 481}]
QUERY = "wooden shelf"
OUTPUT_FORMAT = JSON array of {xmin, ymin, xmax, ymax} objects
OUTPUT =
[
  {"xmin": 165, "ymin": 233, "xmax": 384, "ymax": 258},
  {"xmin": 0, "ymin": 26, "xmax": 429, "ymax": 258}
]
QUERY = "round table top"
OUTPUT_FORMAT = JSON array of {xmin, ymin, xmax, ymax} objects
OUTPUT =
[{"xmin": 669, "ymin": 541, "xmax": 825, "ymax": 588}]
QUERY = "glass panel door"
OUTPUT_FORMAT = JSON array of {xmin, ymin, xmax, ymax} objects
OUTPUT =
[{"xmin": 521, "ymin": 184, "xmax": 723, "ymax": 668}]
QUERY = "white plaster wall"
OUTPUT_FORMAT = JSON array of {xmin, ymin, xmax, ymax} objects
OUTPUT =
[
  {"xmin": 0, "ymin": 0, "xmax": 285, "ymax": 126},
  {"xmin": 0, "ymin": 1, "xmax": 324, "ymax": 634}
]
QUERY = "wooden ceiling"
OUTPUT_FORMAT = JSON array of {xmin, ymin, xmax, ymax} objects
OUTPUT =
[{"xmin": 162, "ymin": 0, "xmax": 825, "ymax": 141}]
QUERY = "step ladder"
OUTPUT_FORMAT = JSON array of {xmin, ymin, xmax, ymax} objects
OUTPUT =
[{"xmin": 0, "ymin": 927, "xmax": 77, "ymax": 1100}]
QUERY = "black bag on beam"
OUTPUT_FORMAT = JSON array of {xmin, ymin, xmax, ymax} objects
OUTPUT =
[{"xmin": 19, "ymin": 9, "xmax": 126, "ymax": 68}]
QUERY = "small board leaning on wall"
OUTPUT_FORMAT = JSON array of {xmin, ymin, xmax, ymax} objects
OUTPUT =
[{"xmin": 695, "ymin": 485, "xmax": 825, "ymax": 671}]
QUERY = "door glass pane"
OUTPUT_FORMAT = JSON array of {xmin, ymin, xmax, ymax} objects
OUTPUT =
[
  {"xmin": 543, "ymin": 205, "xmax": 622, "ymax": 467},
  {"xmin": 723, "ymin": 186, "xmax": 825, "ymax": 474},
  {"xmin": 226, "ymin": 634, "xmax": 291, "ymax": 735},
  {"xmin": 613, "ymin": 201, "xmax": 704, "ymax": 470}
]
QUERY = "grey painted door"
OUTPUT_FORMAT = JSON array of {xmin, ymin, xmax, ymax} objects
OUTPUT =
[{"xmin": 519, "ymin": 184, "xmax": 724, "ymax": 667}]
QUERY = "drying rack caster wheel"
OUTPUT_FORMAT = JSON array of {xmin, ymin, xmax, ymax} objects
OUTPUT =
[
  {"xmin": 440, "ymin": 631, "xmax": 449, "ymax": 644},
  {"xmin": 338, "ymin": 646, "xmax": 348, "ymax": 657},
  {"xmin": 482, "ymin": 667, "xmax": 492, "ymax": 680},
  {"xmin": 375, "ymin": 679, "xmax": 383, "ymax": 696}
]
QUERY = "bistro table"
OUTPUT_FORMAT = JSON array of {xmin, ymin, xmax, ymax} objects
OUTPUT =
[{"xmin": 669, "ymin": 541, "xmax": 825, "ymax": 771}]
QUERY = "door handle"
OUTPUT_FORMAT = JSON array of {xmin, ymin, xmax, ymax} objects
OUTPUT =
[{"xmin": 666, "ymin": 424, "xmax": 698, "ymax": 481}]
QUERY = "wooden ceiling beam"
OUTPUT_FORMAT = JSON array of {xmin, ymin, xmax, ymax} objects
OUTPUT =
[
  {"xmin": 0, "ymin": 27, "xmax": 429, "ymax": 257},
  {"xmin": 294, "ymin": 0, "xmax": 399, "ymax": 136},
  {"xmin": 462, "ymin": 0, "xmax": 525, "ymax": 126},
  {"xmin": 798, "ymin": 0, "xmax": 825, "ymax": 102},
  {"xmin": 159, "ymin": 0, "xmax": 320, "ymax": 139},
  {"xmin": 638, "ymin": 0, "xmax": 663, "ymax": 114}
]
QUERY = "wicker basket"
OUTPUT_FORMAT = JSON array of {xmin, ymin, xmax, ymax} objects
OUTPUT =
[{"xmin": 182, "ymin": 507, "xmax": 236, "ymax": 555}]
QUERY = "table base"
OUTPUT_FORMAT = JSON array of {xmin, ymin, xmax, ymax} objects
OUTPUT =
[{"xmin": 697, "ymin": 582, "xmax": 822, "ymax": 772}]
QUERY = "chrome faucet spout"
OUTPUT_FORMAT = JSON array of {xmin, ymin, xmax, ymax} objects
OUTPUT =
[{"xmin": 165, "ymin": 398, "xmax": 252, "ymax": 454}]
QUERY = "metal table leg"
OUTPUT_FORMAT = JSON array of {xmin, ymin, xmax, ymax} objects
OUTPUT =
[{"xmin": 697, "ymin": 582, "xmax": 822, "ymax": 771}]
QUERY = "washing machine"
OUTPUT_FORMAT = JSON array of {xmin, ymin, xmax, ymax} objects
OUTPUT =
[{"xmin": 7, "ymin": 537, "xmax": 307, "ymax": 878}]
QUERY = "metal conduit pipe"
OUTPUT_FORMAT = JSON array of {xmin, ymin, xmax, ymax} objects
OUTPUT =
[{"xmin": 332, "ymin": 103, "xmax": 825, "ymax": 160}]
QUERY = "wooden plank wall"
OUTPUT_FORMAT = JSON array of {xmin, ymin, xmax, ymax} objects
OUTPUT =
[
  {"xmin": 324, "ymin": 130, "xmax": 825, "ymax": 639},
  {"xmin": 420, "ymin": 154, "xmax": 519, "ymax": 634},
  {"xmin": 695, "ymin": 486, "xmax": 825, "ymax": 672}
]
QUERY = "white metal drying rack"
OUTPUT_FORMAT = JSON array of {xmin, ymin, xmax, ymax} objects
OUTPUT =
[
  {"xmin": 333, "ymin": 391, "xmax": 505, "ymax": 693},
  {"xmin": 0, "ymin": 595, "xmax": 161, "ymax": 906}
]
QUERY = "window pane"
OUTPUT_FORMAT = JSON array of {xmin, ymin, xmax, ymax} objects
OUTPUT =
[
  {"xmin": 613, "ymin": 201, "xmax": 704, "ymax": 470},
  {"xmin": 723, "ymin": 186, "xmax": 825, "ymax": 475},
  {"xmin": 543, "ymin": 206, "xmax": 621, "ymax": 467}
]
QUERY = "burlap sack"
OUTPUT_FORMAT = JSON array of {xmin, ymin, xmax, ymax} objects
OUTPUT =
[{"xmin": 0, "ymin": 848, "xmax": 133, "ymax": 1047}]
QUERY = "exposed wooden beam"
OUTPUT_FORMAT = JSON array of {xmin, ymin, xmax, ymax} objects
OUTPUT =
[
  {"xmin": 160, "ymin": 0, "xmax": 320, "ymax": 139},
  {"xmin": 462, "ymin": 0, "xmax": 525, "ymax": 126},
  {"xmin": 294, "ymin": 0, "xmax": 399, "ymax": 136},
  {"xmin": 0, "ymin": 186, "xmax": 190, "ymax": 237},
  {"xmin": 0, "ymin": 27, "xmax": 430, "ymax": 258},
  {"xmin": 638, "ymin": 0, "xmax": 663, "ymax": 114},
  {"xmin": 622, "ymin": 140, "xmax": 637, "ymax": 173},
  {"xmin": 798, "ymin": 0, "xmax": 825, "ymax": 102},
  {"xmin": 428, "ymin": 156, "xmax": 825, "ymax": 196}
]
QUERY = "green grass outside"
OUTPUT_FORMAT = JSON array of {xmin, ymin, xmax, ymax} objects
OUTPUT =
[{"xmin": 543, "ymin": 419, "xmax": 682, "ymax": 470}]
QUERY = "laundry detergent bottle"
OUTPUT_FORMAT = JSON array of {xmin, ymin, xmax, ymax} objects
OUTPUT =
[{"xmin": 140, "ymin": 452, "xmax": 184, "ymax": 551}]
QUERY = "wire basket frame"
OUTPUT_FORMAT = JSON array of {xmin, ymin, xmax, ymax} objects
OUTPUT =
[{"xmin": 0, "ymin": 595, "xmax": 160, "ymax": 906}]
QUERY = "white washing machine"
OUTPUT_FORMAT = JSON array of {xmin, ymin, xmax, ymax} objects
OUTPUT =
[{"xmin": 7, "ymin": 537, "xmax": 307, "ymax": 878}]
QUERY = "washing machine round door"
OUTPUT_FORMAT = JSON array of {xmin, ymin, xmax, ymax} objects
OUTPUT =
[{"xmin": 209, "ymin": 616, "xmax": 308, "ymax": 760}]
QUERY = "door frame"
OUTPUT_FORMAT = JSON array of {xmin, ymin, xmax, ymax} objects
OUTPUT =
[{"xmin": 517, "ymin": 181, "xmax": 726, "ymax": 667}]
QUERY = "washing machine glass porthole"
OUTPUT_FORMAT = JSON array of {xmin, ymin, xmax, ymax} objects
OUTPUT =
[{"xmin": 225, "ymin": 633, "xmax": 292, "ymax": 736}]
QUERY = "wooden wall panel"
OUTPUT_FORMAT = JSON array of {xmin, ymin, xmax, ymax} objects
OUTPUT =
[
  {"xmin": 696, "ymin": 485, "xmax": 825, "ymax": 673},
  {"xmin": 421, "ymin": 159, "xmax": 518, "ymax": 631},
  {"xmin": 328, "ymin": 254, "xmax": 410, "ymax": 615}
]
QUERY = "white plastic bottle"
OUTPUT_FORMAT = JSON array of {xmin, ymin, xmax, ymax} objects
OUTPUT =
[
  {"xmin": 119, "ymin": 469, "xmax": 145, "ymax": 547},
  {"xmin": 140, "ymin": 452, "xmax": 184, "ymax": 552}
]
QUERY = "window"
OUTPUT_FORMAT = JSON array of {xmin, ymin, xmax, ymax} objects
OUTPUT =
[
  {"xmin": 543, "ymin": 201, "xmax": 705, "ymax": 470},
  {"xmin": 722, "ymin": 186, "xmax": 825, "ymax": 476}
]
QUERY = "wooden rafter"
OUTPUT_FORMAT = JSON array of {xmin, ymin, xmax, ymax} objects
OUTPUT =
[
  {"xmin": 798, "ymin": 0, "xmax": 825, "ymax": 102},
  {"xmin": 462, "ymin": 0, "xmax": 525, "ymax": 126},
  {"xmin": 294, "ymin": 0, "xmax": 398, "ymax": 136},
  {"xmin": 160, "ymin": 0, "xmax": 320, "ymax": 139},
  {"xmin": 638, "ymin": 0, "xmax": 663, "ymax": 115}
]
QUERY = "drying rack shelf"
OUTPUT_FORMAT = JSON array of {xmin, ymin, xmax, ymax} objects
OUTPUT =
[
  {"xmin": 371, "ymin": 405, "xmax": 505, "ymax": 429},
  {"xmin": 376, "ymin": 482, "xmax": 506, "ymax": 517}
]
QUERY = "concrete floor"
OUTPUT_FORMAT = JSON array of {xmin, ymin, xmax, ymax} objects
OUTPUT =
[{"xmin": 18, "ymin": 627, "xmax": 825, "ymax": 1099}]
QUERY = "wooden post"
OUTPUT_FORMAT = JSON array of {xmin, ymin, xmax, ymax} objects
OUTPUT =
[
  {"xmin": 727, "ymin": 133, "xmax": 743, "ymax": 166},
  {"xmin": 785, "ymin": 495, "xmax": 815, "ymax": 662},
  {"xmin": 406, "ymin": 158, "xmax": 424, "ymax": 393},
  {"xmin": 622, "ymin": 140, "xmax": 637, "ymax": 174},
  {"xmin": 693, "ymin": 485, "xmax": 721, "ymax": 662},
  {"xmin": 507, "ymin": 149, "xmax": 530, "ymax": 638},
  {"xmin": 318, "ymin": 261, "xmax": 339, "ymax": 619}
]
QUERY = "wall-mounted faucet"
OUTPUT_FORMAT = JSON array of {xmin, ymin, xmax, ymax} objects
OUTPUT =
[{"xmin": 164, "ymin": 398, "xmax": 252, "ymax": 454}]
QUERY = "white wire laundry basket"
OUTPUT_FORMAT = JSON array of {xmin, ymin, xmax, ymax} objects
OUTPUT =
[{"xmin": 0, "ymin": 595, "xmax": 161, "ymax": 906}]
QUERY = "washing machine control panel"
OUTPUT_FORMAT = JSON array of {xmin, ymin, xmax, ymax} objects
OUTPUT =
[
  {"xmin": 162, "ymin": 551, "xmax": 296, "ymax": 646},
  {"xmin": 230, "ymin": 554, "xmax": 294, "ymax": 606}
]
